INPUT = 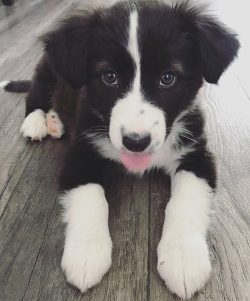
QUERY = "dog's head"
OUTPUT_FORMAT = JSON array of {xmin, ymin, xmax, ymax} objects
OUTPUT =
[{"xmin": 43, "ymin": 1, "xmax": 239, "ymax": 172}]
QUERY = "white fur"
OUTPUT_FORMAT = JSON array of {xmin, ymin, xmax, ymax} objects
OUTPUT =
[
  {"xmin": 90, "ymin": 136, "xmax": 121, "ymax": 162},
  {"xmin": 157, "ymin": 171, "xmax": 213, "ymax": 299},
  {"xmin": 95, "ymin": 102, "xmax": 201, "ymax": 176},
  {"xmin": 61, "ymin": 184, "xmax": 112, "ymax": 293},
  {"xmin": 109, "ymin": 9, "xmax": 166, "ymax": 157},
  {"xmin": 127, "ymin": 9, "xmax": 141, "ymax": 93},
  {"xmin": 92, "ymin": 109, "xmax": 196, "ymax": 175},
  {"xmin": 20, "ymin": 109, "xmax": 48, "ymax": 141},
  {"xmin": 0, "ymin": 80, "xmax": 10, "ymax": 89}
]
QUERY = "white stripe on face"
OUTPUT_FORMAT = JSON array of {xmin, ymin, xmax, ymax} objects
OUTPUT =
[
  {"xmin": 109, "ymin": 8, "xmax": 166, "ymax": 158},
  {"xmin": 127, "ymin": 9, "xmax": 141, "ymax": 94}
]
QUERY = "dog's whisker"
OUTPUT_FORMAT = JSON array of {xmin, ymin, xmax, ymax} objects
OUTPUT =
[
  {"xmin": 74, "ymin": 126, "xmax": 109, "ymax": 141},
  {"xmin": 180, "ymin": 135, "xmax": 199, "ymax": 144},
  {"xmin": 75, "ymin": 131, "xmax": 109, "ymax": 144}
]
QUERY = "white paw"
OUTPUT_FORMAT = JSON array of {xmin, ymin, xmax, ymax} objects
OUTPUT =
[
  {"xmin": 157, "ymin": 236, "xmax": 211, "ymax": 299},
  {"xmin": 46, "ymin": 109, "xmax": 65, "ymax": 139},
  {"xmin": 20, "ymin": 109, "xmax": 47, "ymax": 141},
  {"xmin": 61, "ymin": 236, "xmax": 112, "ymax": 292}
]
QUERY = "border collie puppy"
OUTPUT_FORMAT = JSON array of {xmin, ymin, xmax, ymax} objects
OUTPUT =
[{"xmin": 1, "ymin": 1, "xmax": 239, "ymax": 299}]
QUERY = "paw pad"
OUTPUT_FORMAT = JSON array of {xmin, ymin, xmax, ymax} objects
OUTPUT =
[{"xmin": 46, "ymin": 110, "xmax": 65, "ymax": 139}]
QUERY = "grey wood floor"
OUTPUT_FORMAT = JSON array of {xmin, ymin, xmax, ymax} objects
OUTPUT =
[{"xmin": 0, "ymin": 1, "xmax": 250, "ymax": 300}]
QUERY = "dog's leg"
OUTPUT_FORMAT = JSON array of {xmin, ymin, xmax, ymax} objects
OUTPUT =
[
  {"xmin": 157, "ymin": 153, "xmax": 216, "ymax": 299},
  {"xmin": 59, "ymin": 142, "xmax": 112, "ymax": 293},
  {"xmin": 61, "ymin": 184, "xmax": 112, "ymax": 293},
  {"xmin": 21, "ymin": 55, "xmax": 57, "ymax": 141}
]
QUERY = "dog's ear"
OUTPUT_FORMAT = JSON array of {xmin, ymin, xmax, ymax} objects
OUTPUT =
[
  {"xmin": 42, "ymin": 11, "xmax": 96, "ymax": 89},
  {"xmin": 195, "ymin": 16, "xmax": 240, "ymax": 84}
]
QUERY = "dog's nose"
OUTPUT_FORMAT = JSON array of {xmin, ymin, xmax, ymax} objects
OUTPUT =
[{"xmin": 122, "ymin": 133, "xmax": 151, "ymax": 152}]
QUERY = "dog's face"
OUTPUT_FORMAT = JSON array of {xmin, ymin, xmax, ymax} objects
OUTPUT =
[{"xmin": 44, "ymin": 1, "xmax": 239, "ymax": 172}]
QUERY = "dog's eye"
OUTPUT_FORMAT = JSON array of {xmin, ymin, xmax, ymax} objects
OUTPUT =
[
  {"xmin": 160, "ymin": 72, "xmax": 176, "ymax": 87},
  {"xmin": 102, "ymin": 71, "xmax": 118, "ymax": 86}
]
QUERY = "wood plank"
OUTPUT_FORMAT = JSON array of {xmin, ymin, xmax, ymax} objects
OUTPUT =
[
  {"xmin": 105, "ymin": 175, "xmax": 149, "ymax": 301},
  {"xmin": 148, "ymin": 173, "xmax": 174, "ymax": 301},
  {"xmin": 203, "ymin": 72, "xmax": 250, "ymax": 301},
  {"xmin": 0, "ymin": 138, "xmax": 68, "ymax": 301}
]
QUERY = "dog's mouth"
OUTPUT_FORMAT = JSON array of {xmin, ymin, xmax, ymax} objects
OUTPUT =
[{"xmin": 120, "ymin": 152, "xmax": 152, "ymax": 172}]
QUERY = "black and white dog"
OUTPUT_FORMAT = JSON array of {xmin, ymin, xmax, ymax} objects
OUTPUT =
[{"xmin": 0, "ymin": 0, "xmax": 239, "ymax": 299}]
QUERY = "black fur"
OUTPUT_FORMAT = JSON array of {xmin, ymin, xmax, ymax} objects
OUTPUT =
[
  {"xmin": 42, "ymin": 10, "xmax": 97, "ymax": 89},
  {"xmin": 25, "ymin": 54, "xmax": 57, "ymax": 116},
  {"xmin": 177, "ymin": 149, "xmax": 217, "ymax": 189},
  {"xmin": 3, "ymin": 80, "xmax": 31, "ymax": 93},
  {"xmin": 196, "ymin": 16, "xmax": 240, "ymax": 84}
]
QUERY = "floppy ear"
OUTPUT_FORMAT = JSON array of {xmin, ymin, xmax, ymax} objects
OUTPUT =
[
  {"xmin": 42, "ymin": 11, "xmax": 96, "ymax": 89},
  {"xmin": 196, "ymin": 17, "xmax": 240, "ymax": 84}
]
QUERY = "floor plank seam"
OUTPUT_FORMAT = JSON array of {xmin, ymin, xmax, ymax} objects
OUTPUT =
[
  {"xmin": 147, "ymin": 175, "xmax": 151, "ymax": 301},
  {"xmin": 0, "ymin": 96, "xmax": 24, "ymax": 128},
  {"xmin": 0, "ymin": 156, "xmax": 47, "ymax": 249},
  {"xmin": 0, "ymin": 143, "xmax": 35, "ymax": 219},
  {"xmin": 0, "ymin": 189, "xmax": 36, "ymax": 249},
  {"xmin": 236, "ymin": 76, "xmax": 250, "ymax": 100},
  {"xmin": 1, "ymin": 219, "xmax": 25, "ymax": 294},
  {"xmin": 20, "ymin": 194, "xmax": 58, "ymax": 301}
]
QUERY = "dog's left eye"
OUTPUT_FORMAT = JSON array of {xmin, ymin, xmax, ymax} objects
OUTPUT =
[
  {"xmin": 102, "ymin": 71, "xmax": 118, "ymax": 86},
  {"xmin": 160, "ymin": 72, "xmax": 176, "ymax": 87}
]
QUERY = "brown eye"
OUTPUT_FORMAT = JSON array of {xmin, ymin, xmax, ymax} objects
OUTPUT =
[
  {"xmin": 102, "ymin": 71, "xmax": 118, "ymax": 86},
  {"xmin": 160, "ymin": 72, "xmax": 176, "ymax": 87}
]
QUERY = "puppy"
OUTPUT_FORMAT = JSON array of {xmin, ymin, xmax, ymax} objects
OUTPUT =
[{"xmin": 1, "ymin": 1, "xmax": 239, "ymax": 299}]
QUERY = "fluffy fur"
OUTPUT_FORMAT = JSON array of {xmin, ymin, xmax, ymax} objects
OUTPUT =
[
  {"xmin": 1, "ymin": 1, "xmax": 239, "ymax": 299},
  {"xmin": 157, "ymin": 170, "xmax": 214, "ymax": 299},
  {"xmin": 20, "ymin": 109, "xmax": 47, "ymax": 141},
  {"xmin": 60, "ymin": 184, "xmax": 112, "ymax": 292}
]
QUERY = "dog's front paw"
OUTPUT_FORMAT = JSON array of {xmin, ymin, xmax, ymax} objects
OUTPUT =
[
  {"xmin": 157, "ymin": 236, "xmax": 211, "ymax": 299},
  {"xmin": 20, "ymin": 109, "xmax": 47, "ymax": 141},
  {"xmin": 61, "ymin": 235, "xmax": 112, "ymax": 293}
]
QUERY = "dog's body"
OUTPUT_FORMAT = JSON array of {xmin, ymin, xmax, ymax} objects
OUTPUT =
[{"xmin": 1, "ymin": 1, "xmax": 239, "ymax": 299}]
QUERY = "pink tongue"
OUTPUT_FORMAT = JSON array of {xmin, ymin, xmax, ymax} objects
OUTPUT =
[{"xmin": 121, "ymin": 153, "xmax": 152, "ymax": 171}]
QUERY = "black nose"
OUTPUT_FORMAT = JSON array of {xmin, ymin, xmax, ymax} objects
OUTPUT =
[{"xmin": 122, "ymin": 133, "xmax": 151, "ymax": 152}]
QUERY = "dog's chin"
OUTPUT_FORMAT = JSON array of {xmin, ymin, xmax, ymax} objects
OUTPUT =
[{"xmin": 120, "ymin": 152, "xmax": 152, "ymax": 172}]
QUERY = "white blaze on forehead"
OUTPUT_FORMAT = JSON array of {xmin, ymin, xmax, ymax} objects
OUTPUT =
[{"xmin": 127, "ymin": 9, "xmax": 141, "ymax": 94}]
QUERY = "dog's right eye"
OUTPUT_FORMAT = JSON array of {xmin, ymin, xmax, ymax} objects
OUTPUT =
[
  {"xmin": 160, "ymin": 71, "xmax": 176, "ymax": 87},
  {"xmin": 102, "ymin": 71, "xmax": 118, "ymax": 86}
]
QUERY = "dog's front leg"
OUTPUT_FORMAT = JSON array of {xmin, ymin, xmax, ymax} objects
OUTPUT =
[
  {"xmin": 59, "ymin": 145, "xmax": 112, "ymax": 293},
  {"xmin": 157, "ymin": 169, "xmax": 215, "ymax": 299}
]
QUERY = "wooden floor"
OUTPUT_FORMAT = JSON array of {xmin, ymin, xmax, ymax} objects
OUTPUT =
[{"xmin": 0, "ymin": 1, "xmax": 250, "ymax": 300}]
